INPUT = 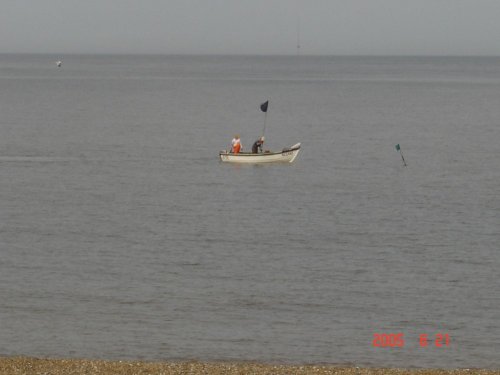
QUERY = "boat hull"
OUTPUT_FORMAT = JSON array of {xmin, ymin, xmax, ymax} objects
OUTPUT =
[{"xmin": 219, "ymin": 143, "xmax": 301, "ymax": 164}]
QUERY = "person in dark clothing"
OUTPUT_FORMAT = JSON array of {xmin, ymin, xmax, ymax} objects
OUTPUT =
[{"xmin": 252, "ymin": 136, "xmax": 265, "ymax": 153}]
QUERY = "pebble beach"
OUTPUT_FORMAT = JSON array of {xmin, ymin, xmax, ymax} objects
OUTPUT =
[{"xmin": 0, "ymin": 357, "xmax": 498, "ymax": 375}]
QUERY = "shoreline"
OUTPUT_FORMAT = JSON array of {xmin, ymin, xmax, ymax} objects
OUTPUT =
[{"xmin": 0, "ymin": 357, "xmax": 498, "ymax": 375}]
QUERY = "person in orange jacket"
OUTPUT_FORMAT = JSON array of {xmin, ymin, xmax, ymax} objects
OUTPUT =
[{"xmin": 231, "ymin": 135, "xmax": 241, "ymax": 153}]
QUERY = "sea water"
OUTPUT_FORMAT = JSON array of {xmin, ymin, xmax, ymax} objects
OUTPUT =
[{"xmin": 0, "ymin": 55, "xmax": 499, "ymax": 368}]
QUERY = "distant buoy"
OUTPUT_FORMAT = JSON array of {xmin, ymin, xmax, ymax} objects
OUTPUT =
[{"xmin": 56, "ymin": 61, "xmax": 62, "ymax": 67}]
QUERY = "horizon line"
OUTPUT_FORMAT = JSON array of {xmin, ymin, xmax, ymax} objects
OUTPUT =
[{"xmin": 1, "ymin": 52, "xmax": 500, "ymax": 58}]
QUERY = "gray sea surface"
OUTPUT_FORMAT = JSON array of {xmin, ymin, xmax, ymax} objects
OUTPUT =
[{"xmin": 0, "ymin": 54, "xmax": 499, "ymax": 368}]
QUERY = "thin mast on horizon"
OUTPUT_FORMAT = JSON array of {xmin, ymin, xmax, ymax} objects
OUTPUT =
[{"xmin": 296, "ymin": 16, "xmax": 301, "ymax": 55}]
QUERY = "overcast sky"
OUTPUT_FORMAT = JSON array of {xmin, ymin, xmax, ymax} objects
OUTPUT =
[{"xmin": 1, "ymin": 0, "xmax": 499, "ymax": 55}]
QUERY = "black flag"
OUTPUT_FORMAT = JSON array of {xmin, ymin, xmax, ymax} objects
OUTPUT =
[{"xmin": 260, "ymin": 100, "xmax": 269, "ymax": 113}]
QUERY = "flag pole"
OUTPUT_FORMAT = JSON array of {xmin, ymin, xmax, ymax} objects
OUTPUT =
[
  {"xmin": 262, "ymin": 112, "xmax": 267, "ymax": 137},
  {"xmin": 395, "ymin": 144, "xmax": 407, "ymax": 166}
]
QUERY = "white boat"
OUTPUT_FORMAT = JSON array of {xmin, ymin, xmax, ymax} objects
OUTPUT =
[
  {"xmin": 221, "ymin": 100, "xmax": 301, "ymax": 164},
  {"xmin": 219, "ymin": 143, "xmax": 301, "ymax": 164}
]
